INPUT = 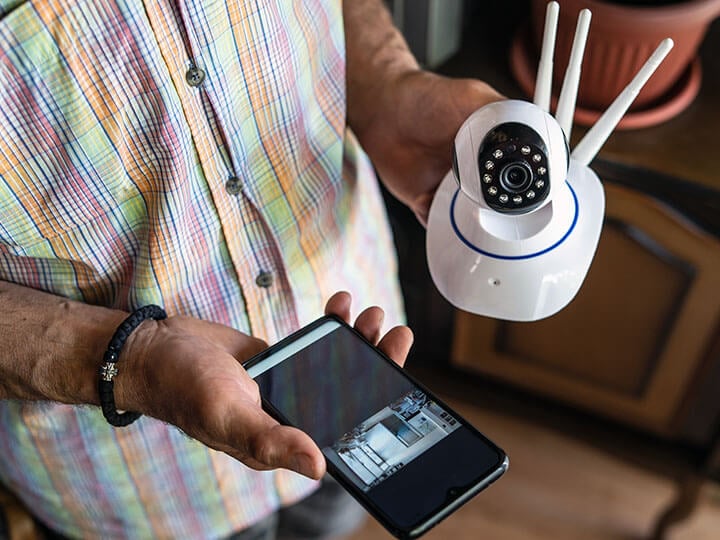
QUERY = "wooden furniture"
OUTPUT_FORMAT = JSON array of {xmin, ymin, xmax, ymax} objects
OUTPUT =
[{"xmin": 451, "ymin": 176, "xmax": 720, "ymax": 442}]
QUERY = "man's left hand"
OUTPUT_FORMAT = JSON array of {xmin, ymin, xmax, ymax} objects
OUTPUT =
[{"xmin": 354, "ymin": 71, "xmax": 503, "ymax": 225}]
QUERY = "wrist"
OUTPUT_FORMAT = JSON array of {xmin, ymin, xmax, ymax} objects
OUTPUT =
[
  {"xmin": 109, "ymin": 317, "xmax": 158, "ymax": 414},
  {"xmin": 98, "ymin": 306, "xmax": 166, "ymax": 426},
  {"xmin": 40, "ymin": 305, "xmax": 128, "ymax": 406}
]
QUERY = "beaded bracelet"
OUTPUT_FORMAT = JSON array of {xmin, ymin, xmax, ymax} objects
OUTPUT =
[{"xmin": 98, "ymin": 304, "xmax": 167, "ymax": 427}]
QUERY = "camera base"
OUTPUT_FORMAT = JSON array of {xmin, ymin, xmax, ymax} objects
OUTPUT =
[{"xmin": 426, "ymin": 160, "xmax": 605, "ymax": 321}]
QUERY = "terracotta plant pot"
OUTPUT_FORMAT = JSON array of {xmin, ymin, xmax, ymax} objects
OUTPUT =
[{"xmin": 512, "ymin": 0, "xmax": 720, "ymax": 128}]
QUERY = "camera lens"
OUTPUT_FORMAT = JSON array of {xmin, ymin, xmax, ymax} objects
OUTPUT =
[{"xmin": 499, "ymin": 162, "xmax": 533, "ymax": 193}]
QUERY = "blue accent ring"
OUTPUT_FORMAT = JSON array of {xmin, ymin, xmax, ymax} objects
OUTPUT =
[{"xmin": 450, "ymin": 181, "xmax": 579, "ymax": 260}]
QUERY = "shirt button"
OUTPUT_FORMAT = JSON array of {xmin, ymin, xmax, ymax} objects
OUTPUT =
[
  {"xmin": 225, "ymin": 176, "xmax": 242, "ymax": 195},
  {"xmin": 185, "ymin": 66, "xmax": 206, "ymax": 87},
  {"xmin": 256, "ymin": 271, "xmax": 273, "ymax": 288}
]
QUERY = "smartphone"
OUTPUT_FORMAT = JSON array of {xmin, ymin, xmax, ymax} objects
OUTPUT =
[{"xmin": 243, "ymin": 315, "xmax": 508, "ymax": 539}]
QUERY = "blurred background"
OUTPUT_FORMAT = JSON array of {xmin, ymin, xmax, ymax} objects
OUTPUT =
[{"xmin": 349, "ymin": 1, "xmax": 720, "ymax": 539}]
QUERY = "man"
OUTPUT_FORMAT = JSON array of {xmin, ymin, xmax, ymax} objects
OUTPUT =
[{"xmin": 0, "ymin": 0, "xmax": 502, "ymax": 538}]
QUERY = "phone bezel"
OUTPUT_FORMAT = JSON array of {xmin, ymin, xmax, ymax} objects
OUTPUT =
[{"xmin": 243, "ymin": 314, "xmax": 508, "ymax": 539}]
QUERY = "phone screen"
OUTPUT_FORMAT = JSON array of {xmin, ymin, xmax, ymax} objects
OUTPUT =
[{"xmin": 245, "ymin": 317, "xmax": 506, "ymax": 537}]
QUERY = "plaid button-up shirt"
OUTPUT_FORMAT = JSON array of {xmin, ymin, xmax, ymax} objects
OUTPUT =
[{"xmin": 0, "ymin": 1, "xmax": 403, "ymax": 537}]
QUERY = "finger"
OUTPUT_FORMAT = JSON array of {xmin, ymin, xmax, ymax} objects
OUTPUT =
[
  {"xmin": 353, "ymin": 306, "xmax": 385, "ymax": 346},
  {"xmin": 456, "ymin": 78, "xmax": 506, "ymax": 118},
  {"xmin": 324, "ymin": 291, "xmax": 352, "ymax": 323},
  {"xmin": 228, "ymin": 335, "xmax": 268, "ymax": 364},
  {"xmin": 243, "ymin": 424, "xmax": 326, "ymax": 480},
  {"xmin": 414, "ymin": 207, "xmax": 429, "ymax": 228},
  {"xmin": 217, "ymin": 399, "xmax": 326, "ymax": 479},
  {"xmin": 215, "ymin": 424, "xmax": 326, "ymax": 479},
  {"xmin": 411, "ymin": 191, "xmax": 435, "ymax": 228},
  {"xmin": 377, "ymin": 325, "xmax": 414, "ymax": 368}
]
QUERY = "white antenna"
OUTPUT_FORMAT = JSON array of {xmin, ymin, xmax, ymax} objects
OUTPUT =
[
  {"xmin": 572, "ymin": 38, "xmax": 674, "ymax": 166},
  {"xmin": 554, "ymin": 9, "xmax": 592, "ymax": 141},
  {"xmin": 534, "ymin": 1, "xmax": 559, "ymax": 112}
]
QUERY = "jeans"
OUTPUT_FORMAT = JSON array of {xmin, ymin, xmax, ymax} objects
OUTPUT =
[
  {"xmin": 226, "ymin": 476, "xmax": 367, "ymax": 540},
  {"xmin": 35, "ymin": 476, "xmax": 366, "ymax": 540}
]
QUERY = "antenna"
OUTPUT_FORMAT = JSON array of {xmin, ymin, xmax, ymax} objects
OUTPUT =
[
  {"xmin": 572, "ymin": 38, "xmax": 674, "ymax": 166},
  {"xmin": 534, "ymin": 1, "xmax": 559, "ymax": 112},
  {"xmin": 554, "ymin": 9, "xmax": 592, "ymax": 140}
]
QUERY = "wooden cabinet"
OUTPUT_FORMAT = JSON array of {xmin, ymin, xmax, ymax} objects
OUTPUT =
[{"xmin": 450, "ymin": 181, "xmax": 720, "ymax": 440}]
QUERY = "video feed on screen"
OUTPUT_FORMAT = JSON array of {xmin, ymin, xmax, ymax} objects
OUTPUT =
[{"xmin": 324, "ymin": 389, "xmax": 460, "ymax": 492}]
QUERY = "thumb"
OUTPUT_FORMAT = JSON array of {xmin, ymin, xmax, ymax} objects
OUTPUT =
[{"xmin": 222, "ymin": 401, "xmax": 326, "ymax": 479}]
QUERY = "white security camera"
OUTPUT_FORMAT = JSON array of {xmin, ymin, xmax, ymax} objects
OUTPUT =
[
  {"xmin": 426, "ymin": 2, "xmax": 673, "ymax": 321},
  {"xmin": 452, "ymin": 100, "xmax": 567, "ymax": 217}
]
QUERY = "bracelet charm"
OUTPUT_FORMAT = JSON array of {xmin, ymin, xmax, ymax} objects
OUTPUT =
[{"xmin": 98, "ymin": 304, "xmax": 167, "ymax": 427}]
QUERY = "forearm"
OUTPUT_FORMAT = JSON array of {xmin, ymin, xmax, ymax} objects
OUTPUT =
[
  {"xmin": 0, "ymin": 279, "xmax": 127, "ymax": 404},
  {"xmin": 343, "ymin": 0, "xmax": 418, "ymax": 139}
]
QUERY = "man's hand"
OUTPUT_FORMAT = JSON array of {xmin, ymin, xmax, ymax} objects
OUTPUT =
[
  {"xmin": 355, "ymin": 71, "xmax": 503, "ymax": 224},
  {"xmin": 344, "ymin": 0, "xmax": 504, "ymax": 224},
  {"xmin": 117, "ymin": 291, "xmax": 413, "ymax": 480},
  {"xmin": 0, "ymin": 280, "xmax": 411, "ymax": 480}
]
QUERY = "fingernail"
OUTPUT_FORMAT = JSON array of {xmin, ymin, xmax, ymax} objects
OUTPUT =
[{"xmin": 292, "ymin": 454, "xmax": 316, "ymax": 478}]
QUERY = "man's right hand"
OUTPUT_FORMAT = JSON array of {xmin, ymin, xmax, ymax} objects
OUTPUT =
[{"xmin": 116, "ymin": 291, "xmax": 413, "ymax": 479}]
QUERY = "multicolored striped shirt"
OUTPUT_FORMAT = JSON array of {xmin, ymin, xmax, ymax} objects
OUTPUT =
[{"xmin": 0, "ymin": 1, "xmax": 404, "ymax": 538}]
